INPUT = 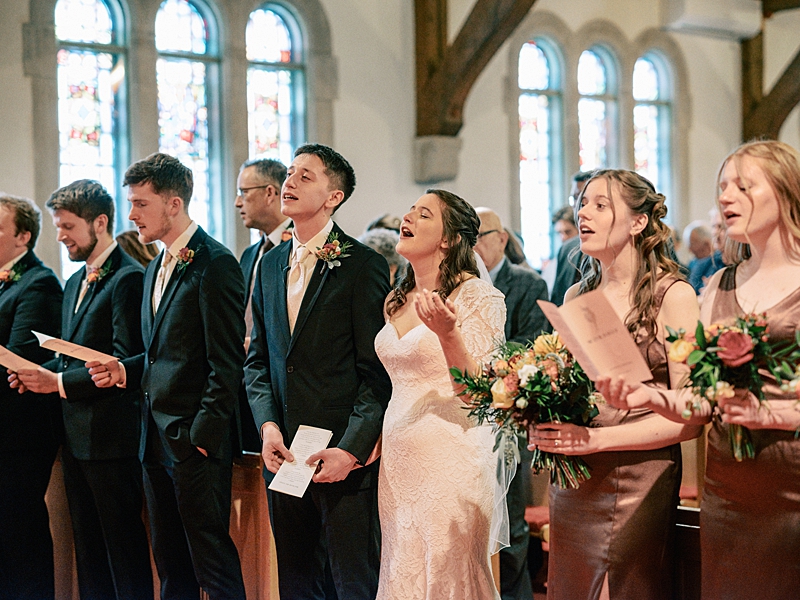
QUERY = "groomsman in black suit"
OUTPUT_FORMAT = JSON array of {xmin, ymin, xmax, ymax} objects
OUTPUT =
[
  {"xmin": 235, "ymin": 158, "xmax": 289, "ymax": 452},
  {"xmin": 90, "ymin": 153, "xmax": 247, "ymax": 599},
  {"xmin": 245, "ymin": 144, "xmax": 391, "ymax": 599},
  {"xmin": 475, "ymin": 207, "xmax": 549, "ymax": 600},
  {"xmin": 11, "ymin": 180, "xmax": 152, "ymax": 599},
  {"xmin": 0, "ymin": 194, "xmax": 63, "ymax": 599}
]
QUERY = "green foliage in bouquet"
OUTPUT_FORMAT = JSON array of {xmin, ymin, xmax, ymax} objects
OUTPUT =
[
  {"xmin": 450, "ymin": 333, "xmax": 601, "ymax": 489},
  {"xmin": 666, "ymin": 313, "xmax": 800, "ymax": 461}
]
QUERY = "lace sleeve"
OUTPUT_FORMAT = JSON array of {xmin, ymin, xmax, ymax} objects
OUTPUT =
[{"xmin": 455, "ymin": 279, "xmax": 506, "ymax": 365}]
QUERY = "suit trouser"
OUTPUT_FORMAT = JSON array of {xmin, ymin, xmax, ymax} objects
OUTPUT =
[
  {"xmin": 0, "ymin": 445, "xmax": 58, "ymax": 600},
  {"xmin": 267, "ymin": 465, "xmax": 381, "ymax": 600},
  {"xmin": 61, "ymin": 449, "xmax": 153, "ymax": 600},
  {"xmin": 143, "ymin": 424, "xmax": 245, "ymax": 600},
  {"xmin": 499, "ymin": 447, "xmax": 534, "ymax": 600}
]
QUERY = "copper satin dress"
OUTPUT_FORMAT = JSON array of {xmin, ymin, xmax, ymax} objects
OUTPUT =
[
  {"xmin": 701, "ymin": 266, "xmax": 800, "ymax": 599},
  {"xmin": 547, "ymin": 278, "xmax": 683, "ymax": 600}
]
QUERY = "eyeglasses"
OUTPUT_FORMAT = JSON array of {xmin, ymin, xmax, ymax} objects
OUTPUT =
[
  {"xmin": 237, "ymin": 185, "xmax": 270, "ymax": 197},
  {"xmin": 477, "ymin": 229, "xmax": 499, "ymax": 239}
]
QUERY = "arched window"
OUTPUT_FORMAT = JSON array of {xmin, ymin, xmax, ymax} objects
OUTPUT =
[
  {"xmin": 577, "ymin": 48, "xmax": 616, "ymax": 172},
  {"xmin": 518, "ymin": 39, "xmax": 561, "ymax": 268},
  {"xmin": 55, "ymin": 0, "xmax": 126, "ymax": 278},
  {"xmin": 155, "ymin": 0, "xmax": 219, "ymax": 238},
  {"xmin": 633, "ymin": 54, "xmax": 671, "ymax": 201},
  {"xmin": 246, "ymin": 4, "xmax": 305, "ymax": 166}
]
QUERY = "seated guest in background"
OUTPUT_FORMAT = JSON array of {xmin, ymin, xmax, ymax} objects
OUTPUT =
[
  {"xmin": 235, "ymin": 157, "xmax": 290, "ymax": 453},
  {"xmin": 683, "ymin": 220, "xmax": 722, "ymax": 294},
  {"xmin": 90, "ymin": 153, "xmax": 247, "ymax": 600},
  {"xmin": 116, "ymin": 229, "xmax": 159, "ymax": 267},
  {"xmin": 359, "ymin": 227, "xmax": 407, "ymax": 286},
  {"xmin": 365, "ymin": 212, "xmax": 401, "ymax": 232},
  {"xmin": 475, "ymin": 207, "xmax": 549, "ymax": 600},
  {"xmin": 550, "ymin": 170, "xmax": 594, "ymax": 305},
  {"xmin": 0, "ymin": 194, "xmax": 63, "ymax": 599},
  {"xmin": 12, "ymin": 180, "xmax": 152, "ymax": 599}
]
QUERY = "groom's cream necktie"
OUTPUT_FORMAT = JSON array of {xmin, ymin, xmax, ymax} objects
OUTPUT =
[
  {"xmin": 152, "ymin": 251, "xmax": 173, "ymax": 314},
  {"xmin": 286, "ymin": 245, "xmax": 309, "ymax": 333}
]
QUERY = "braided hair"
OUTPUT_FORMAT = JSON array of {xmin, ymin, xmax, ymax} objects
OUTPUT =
[{"xmin": 576, "ymin": 170, "xmax": 684, "ymax": 340}]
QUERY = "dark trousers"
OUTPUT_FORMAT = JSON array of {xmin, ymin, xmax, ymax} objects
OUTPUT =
[
  {"xmin": 62, "ymin": 450, "xmax": 153, "ymax": 600},
  {"xmin": 268, "ymin": 465, "xmax": 380, "ymax": 600},
  {"xmin": 0, "ymin": 445, "xmax": 58, "ymax": 600},
  {"xmin": 500, "ymin": 448, "xmax": 534, "ymax": 600},
  {"xmin": 143, "ymin": 426, "xmax": 245, "ymax": 600}
]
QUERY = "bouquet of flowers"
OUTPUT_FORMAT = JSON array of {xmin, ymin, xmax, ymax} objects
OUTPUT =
[
  {"xmin": 666, "ymin": 313, "xmax": 800, "ymax": 461},
  {"xmin": 450, "ymin": 333, "xmax": 602, "ymax": 489}
]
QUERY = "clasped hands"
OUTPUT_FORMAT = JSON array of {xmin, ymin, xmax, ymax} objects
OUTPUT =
[{"xmin": 260, "ymin": 423, "xmax": 357, "ymax": 483}]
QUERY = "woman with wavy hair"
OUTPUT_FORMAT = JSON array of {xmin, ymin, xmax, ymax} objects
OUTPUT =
[
  {"xmin": 374, "ymin": 189, "xmax": 506, "ymax": 599},
  {"xmin": 529, "ymin": 170, "xmax": 701, "ymax": 600},
  {"xmin": 600, "ymin": 141, "xmax": 800, "ymax": 599}
]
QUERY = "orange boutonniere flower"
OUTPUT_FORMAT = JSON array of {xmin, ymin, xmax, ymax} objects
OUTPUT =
[
  {"xmin": 314, "ymin": 232, "xmax": 352, "ymax": 273},
  {"xmin": 176, "ymin": 245, "xmax": 201, "ymax": 273},
  {"xmin": 0, "ymin": 262, "xmax": 25, "ymax": 284},
  {"xmin": 86, "ymin": 260, "xmax": 112, "ymax": 285}
]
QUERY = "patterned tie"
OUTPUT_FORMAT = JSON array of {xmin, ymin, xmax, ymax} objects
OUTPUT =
[
  {"xmin": 74, "ymin": 268, "xmax": 91, "ymax": 314},
  {"xmin": 152, "ymin": 251, "xmax": 173, "ymax": 314},
  {"xmin": 244, "ymin": 238, "xmax": 273, "ymax": 338},
  {"xmin": 286, "ymin": 245, "xmax": 309, "ymax": 333}
]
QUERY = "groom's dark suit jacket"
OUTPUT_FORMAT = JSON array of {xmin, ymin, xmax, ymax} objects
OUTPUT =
[
  {"xmin": 123, "ymin": 227, "xmax": 246, "ymax": 462},
  {"xmin": 0, "ymin": 250, "xmax": 63, "ymax": 452},
  {"xmin": 46, "ymin": 245, "xmax": 144, "ymax": 460},
  {"xmin": 245, "ymin": 223, "xmax": 391, "ymax": 480}
]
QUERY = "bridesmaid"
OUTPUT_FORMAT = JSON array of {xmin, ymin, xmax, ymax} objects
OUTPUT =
[
  {"xmin": 600, "ymin": 140, "xmax": 800, "ymax": 599},
  {"xmin": 529, "ymin": 170, "xmax": 701, "ymax": 600}
]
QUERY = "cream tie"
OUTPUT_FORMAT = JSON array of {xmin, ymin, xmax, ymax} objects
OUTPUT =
[
  {"xmin": 286, "ymin": 246, "xmax": 309, "ymax": 333},
  {"xmin": 74, "ymin": 270, "xmax": 91, "ymax": 314},
  {"xmin": 152, "ymin": 251, "xmax": 173, "ymax": 314}
]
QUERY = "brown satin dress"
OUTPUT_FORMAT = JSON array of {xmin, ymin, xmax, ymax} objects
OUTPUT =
[
  {"xmin": 701, "ymin": 266, "xmax": 800, "ymax": 599},
  {"xmin": 547, "ymin": 278, "xmax": 683, "ymax": 600}
]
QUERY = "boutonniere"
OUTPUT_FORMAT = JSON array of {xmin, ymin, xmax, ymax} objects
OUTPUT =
[
  {"xmin": 0, "ymin": 261, "xmax": 25, "ymax": 284},
  {"xmin": 86, "ymin": 260, "xmax": 112, "ymax": 285},
  {"xmin": 315, "ymin": 232, "xmax": 352, "ymax": 272},
  {"xmin": 281, "ymin": 223, "xmax": 294, "ymax": 243},
  {"xmin": 176, "ymin": 245, "xmax": 202, "ymax": 273}
]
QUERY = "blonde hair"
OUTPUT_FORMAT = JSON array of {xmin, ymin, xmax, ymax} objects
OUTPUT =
[
  {"xmin": 716, "ymin": 140, "xmax": 800, "ymax": 264},
  {"xmin": 576, "ymin": 170, "xmax": 684, "ymax": 340}
]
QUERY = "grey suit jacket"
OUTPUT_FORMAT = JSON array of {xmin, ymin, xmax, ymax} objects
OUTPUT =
[{"xmin": 493, "ymin": 259, "xmax": 550, "ymax": 345}]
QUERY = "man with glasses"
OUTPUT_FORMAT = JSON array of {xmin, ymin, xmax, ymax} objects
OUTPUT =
[
  {"xmin": 235, "ymin": 158, "xmax": 290, "ymax": 452},
  {"xmin": 475, "ymin": 207, "xmax": 549, "ymax": 600}
]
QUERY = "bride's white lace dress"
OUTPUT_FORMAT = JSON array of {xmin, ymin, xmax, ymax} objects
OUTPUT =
[{"xmin": 375, "ymin": 278, "xmax": 506, "ymax": 600}]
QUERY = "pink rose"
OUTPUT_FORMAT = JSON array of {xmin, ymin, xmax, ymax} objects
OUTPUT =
[{"xmin": 716, "ymin": 331, "xmax": 754, "ymax": 368}]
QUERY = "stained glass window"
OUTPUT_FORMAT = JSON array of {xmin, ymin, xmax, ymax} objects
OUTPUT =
[
  {"xmin": 518, "ymin": 40, "xmax": 560, "ymax": 269},
  {"xmin": 246, "ymin": 6, "xmax": 304, "ymax": 168},
  {"xmin": 155, "ymin": 0, "xmax": 217, "ymax": 237},
  {"xmin": 55, "ymin": 0, "xmax": 124, "ymax": 279},
  {"xmin": 633, "ymin": 56, "xmax": 670, "ymax": 198},
  {"xmin": 578, "ymin": 49, "xmax": 614, "ymax": 172}
]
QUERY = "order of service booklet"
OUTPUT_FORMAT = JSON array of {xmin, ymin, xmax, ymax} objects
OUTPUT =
[
  {"xmin": 269, "ymin": 425, "xmax": 333, "ymax": 498},
  {"xmin": 537, "ymin": 288, "xmax": 653, "ymax": 383}
]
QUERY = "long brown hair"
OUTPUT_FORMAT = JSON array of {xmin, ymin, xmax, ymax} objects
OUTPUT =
[
  {"xmin": 576, "ymin": 170, "xmax": 684, "ymax": 339},
  {"xmin": 716, "ymin": 140, "xmax": 800, "ymax": 264},
  {"xmin": 386, "ymin": 189, "xmax": 480, "ymax": 317}
]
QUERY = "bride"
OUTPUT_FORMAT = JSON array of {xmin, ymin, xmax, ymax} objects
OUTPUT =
[{"xmin": 374, "ymin": 189, "xmax": 506, "ymax": 599}]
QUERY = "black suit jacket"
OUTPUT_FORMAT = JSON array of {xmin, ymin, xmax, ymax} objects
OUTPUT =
[
  {"xmin": 123, "ymin": 227, "xmax": 246, "ymax": 462},
  {"xmin": 493, "ymin": 259, "xmax": 550, "ymax": 345},
  {"xmin": 0, "ymin": 251, "xmax": 63, "ymax": 453},
  {"xmin": 550, "ymin": 236, "xmax": 582, "ymax": 306},
  {"xmin": 45, "ymin": 246, "xmax": 144, "ymax": 460},
  {"xmin": 245, "ymin": 224, "xmax": 391, "ymax": 480}
]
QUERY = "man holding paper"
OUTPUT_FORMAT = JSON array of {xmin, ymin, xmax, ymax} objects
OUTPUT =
[
  {"xmin": 89, "ymin": 153, "xmax": 246, "ymax": 600},
  {"xmin": 245, "ymin": 144, "xmax": 391, "ymax": 599},
  {"xmin": 0, "ymin": 194, "xmax": 63, "ymax": 598},
  {"xmin": 11, "ymin": 180, "xmax": 152, "ymax": 599}
]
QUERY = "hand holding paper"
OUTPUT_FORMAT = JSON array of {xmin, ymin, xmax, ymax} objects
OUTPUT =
[
  {"xmin": 86, "ymin": 359, "xmax": 122, "ymax": 388},
  {"xmin": 14, "ymin": 366, "xmax": 59, "ymax": 394},
  {"xmin": 537, "ymin": 289, "xmax": 652, "ymax": 382},
  {"xmin": 269, "ymin": 425, "xmax": 333, "ymax": 497}
]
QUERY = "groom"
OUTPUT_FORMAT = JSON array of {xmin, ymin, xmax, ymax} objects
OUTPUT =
[{"xmin": 245, "ymin": 144, "xmax": 391, "ymax": 599}]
